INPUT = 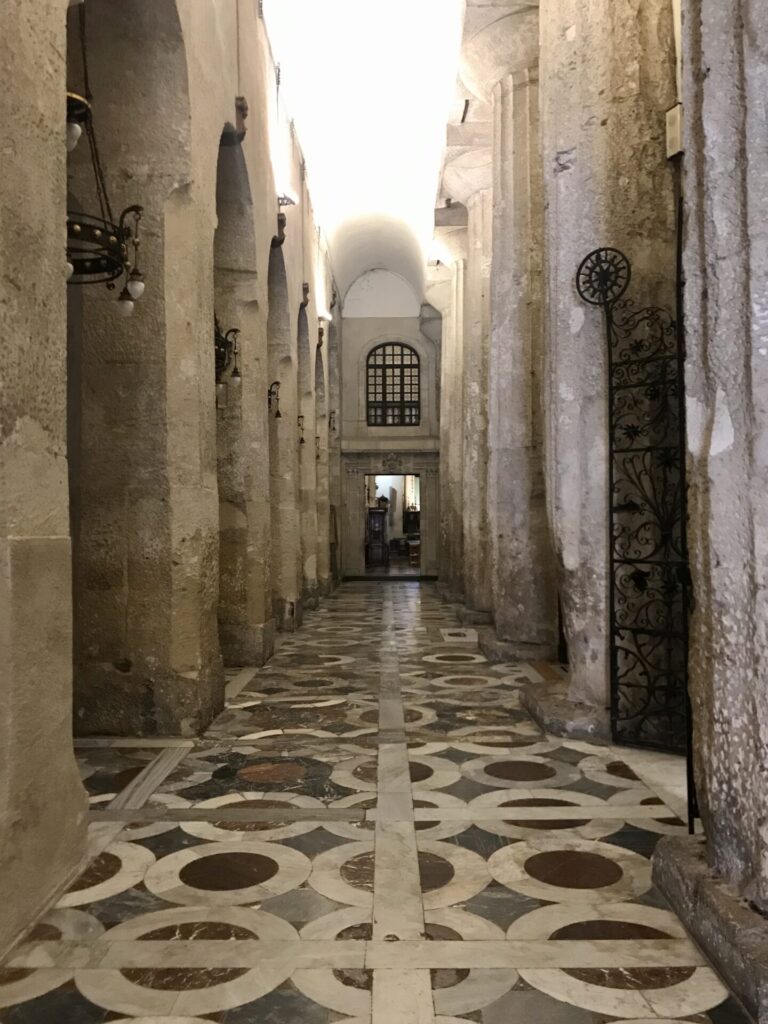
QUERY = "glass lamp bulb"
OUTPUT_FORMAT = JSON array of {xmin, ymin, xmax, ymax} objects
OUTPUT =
[
  {"xmin": 117, "ymin": 288, "xmax": 135, "ymax": 316},
  {"xmin": 66, "ymin": 121, "xmax": 82, "ymax": 152},
  {"xmin": 127, "ymin": 276, "xmax": 145, "ymax": 300},
  {"xmin": 66, "ymin": 260, "xmax": 74, "ymax": 280}
]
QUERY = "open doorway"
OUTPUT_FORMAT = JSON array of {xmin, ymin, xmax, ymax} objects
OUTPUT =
[{"xmin": 364, "ymin": 474, "xmax": 421, "ymax": 576}]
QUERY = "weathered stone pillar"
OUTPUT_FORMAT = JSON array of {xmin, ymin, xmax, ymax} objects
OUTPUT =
[
  {"xmin": 315, "ymin": 342, "xmax": 331, "ymax": 595},
  {"xmin": 298, "ymin": 306, "xmax": 319, "ymax": 608},
  {"xmin": 653, "ymin": 3, "xmax": 768, "ymax": 1017},
  {"xmin": 433, "ymin": 200, "xmax": 467, "ymax": 603},
  {"xmin": 539, "ymin": 0, "xmax": 677, "ymax": 706},
  {"xmin": 68, "ymin": 0, "xmax": 224, "ymax": 734},
  {"xmin": 0, "ymin": 0, "xmax": 87, "ymax": 953},
  {"xmin": 462, "ymin": 5, "xmax": 558, "ymax": 656},
  {"xmin": 214, "ymin": 143, "xmax": 274, "ymax": 667},
  {"xmin": 327, "ymin": 320, "xmax": 342, "ymax": 584},
  {"xmin": 267, "ymin": 239, "xmax": 303, "ymax": 632},
  {"xmin": 451, "ymin": 181, "xmax": 493, "ymax": 616}
]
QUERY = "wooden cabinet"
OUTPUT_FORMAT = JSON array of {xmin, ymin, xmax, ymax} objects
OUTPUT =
[{"xmin": 365, "ymin": 508, "xmax": 389, "ymax": 568}]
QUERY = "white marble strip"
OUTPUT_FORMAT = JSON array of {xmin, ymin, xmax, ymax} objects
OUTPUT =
[
  {"xmin": 403, "ymin": 804, "xmax": 680, "ymax": 822},
  {"xmin": 87, "ymin": 802, "xmax": 678, "ymax": 824},
  {"xmin": 74, "ymin": 738, "xmax": 195, "ymax": 749},
  {"xmin": 224, "ymin": 667, "xmax": 259, "ymax": 699},
  {"xmin": 373, "ymin": 594, "xmax": 425, "ymax": 942},
  {"xmin": 108, "ymin": 747, "xmax": 190, "ymax": 810},
  {"xmin": 8, "ymin": 939, "xmax": 706, "ymax": 971},
  {"xmin": 373, "ymin": 969, "xmax": 434, "ymax": 1023},
  {"xmin": 90, "ymin": 807, "xmax": 368, "ymax": 823}
]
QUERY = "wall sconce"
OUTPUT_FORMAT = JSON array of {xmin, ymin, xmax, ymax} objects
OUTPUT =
[
  {"xmin": 315, "ymin": 436, "xmax": 321, "ymax": 461},
  {"xmin": 215, "ymin": 316, "xmax": 240, "ymax": 382},
  {"xmin": 329, "ymin": 410, "xmax": 337, "ymax": 433},
  {"xmin": 214, "ymin": 316, "xmax": 240, "ymax": 409},
  {"xmin": 298, "ymin": 415, "xmax": 306, "ymax": 445},
  {"xmin": 268, "ymin": 381, "xmax": 282, "ymax": 418}
]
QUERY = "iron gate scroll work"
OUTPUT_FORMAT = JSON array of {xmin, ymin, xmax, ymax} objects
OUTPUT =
[{"xmin": 576, "ymin": 249, "xmax": 693, "ymax": 766}]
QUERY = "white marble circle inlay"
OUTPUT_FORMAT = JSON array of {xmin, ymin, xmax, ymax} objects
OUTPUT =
[
  {"xmin": 143, "ymin": 839, "xmax": 311, "ymax": 906},
  {"xmin": 488, "ymin": 834, "xmax": 652, "ymax": 903}
]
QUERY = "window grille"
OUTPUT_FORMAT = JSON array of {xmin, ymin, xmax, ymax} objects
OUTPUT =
[{"xmin": 366, "ymin": 343, "xmax": 421, "ymax": 426}]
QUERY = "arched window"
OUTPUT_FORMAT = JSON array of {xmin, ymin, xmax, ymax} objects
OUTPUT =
[{"xmin": 366, "ymin": 342, "xmax": 421, "ymax": 426}]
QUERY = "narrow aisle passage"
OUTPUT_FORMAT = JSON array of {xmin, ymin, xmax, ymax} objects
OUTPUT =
[{"xmin": 0, "ymin": 584, "xmax": 751, "ymax": 1022}]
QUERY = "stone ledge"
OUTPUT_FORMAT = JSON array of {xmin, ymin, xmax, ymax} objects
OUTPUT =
[
  {"xmin": 654, "ymin": 836, "xmax": 768, "ymax": 1023},
  {"xmin": 521, "ymin": 680, "xmax": 611, "ymax": 744},
  {"xmin": 478, "ymin": 626, "xmax": 556, "ymax": 664}
]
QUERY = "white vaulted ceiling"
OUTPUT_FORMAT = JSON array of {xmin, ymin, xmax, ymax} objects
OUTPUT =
[{"xmin": 262, "ymin": 0, "xmax": 465, "ymax": 304}]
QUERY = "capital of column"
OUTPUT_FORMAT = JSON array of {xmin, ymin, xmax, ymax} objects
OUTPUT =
[{"xmin": 460, "ymin": 3, "xmax": 539, "ymax": 103}]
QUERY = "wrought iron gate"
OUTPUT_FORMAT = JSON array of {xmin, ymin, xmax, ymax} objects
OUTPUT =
[{"xmin": 576, "ymin": 248, "xmax": 691, "ymax": 756}]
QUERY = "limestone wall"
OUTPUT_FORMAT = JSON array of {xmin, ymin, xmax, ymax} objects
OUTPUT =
[
  {"xmin": 0, "ymin": 0, "xmax": 87, "ymax": 956},
  {"xmin": 539, "ymin": 0, "xmax": 677, "ymax": 705},
  {"xmin": 682, "ymin": 0, "xmax": 768, "ymax": 910}
]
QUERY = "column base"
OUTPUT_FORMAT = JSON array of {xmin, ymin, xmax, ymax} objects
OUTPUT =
[
  {"xmin": 438, "ymin": 583, "xmax": 464, "ymax": 605},
  {"xmin": 74, "ymin": 663, "xmax": 225, "ymax": 737},
  {"xmin": 302, "ymin": 582, "xmax": 320, "ymax": 610},
  {"xmin": 457, "ymin": 604, "xmax": 493, "ymax": 625},
  {"xmin": 521, "ymin": 679, "xmax": 611, "ymax": 743},
  {"xmin": 274, "ymin": 596, "xmax": 304, "ymax": 632},
  {"xmin": 478, "ymin": 627, "xmax": 557, "ymax": 664},
  {"xmin": 654, "ymin": 836, "xmax": 768, "ymax": 1023},
  {"xmin": 219, "ymin": 618, "xmax": 275, "ymax": 668}
]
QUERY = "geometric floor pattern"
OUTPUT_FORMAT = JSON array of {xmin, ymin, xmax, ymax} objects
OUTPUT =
[{"xmin": 0, "ymin": 583, "xmax": 753, "ymax": 1022}]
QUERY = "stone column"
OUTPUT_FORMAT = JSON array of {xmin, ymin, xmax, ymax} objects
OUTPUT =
[
  {"xmin": 315, "ymin": 342, "xmax": 331, "ymax": 595},
  {"xmin": 68, "ymin": 0, "xmax": 224, "ymax": 733},
  {"xmin": 462, "ymin": 6, "xmax": 558, "ymax": 656},
  {"xmin": 434, "ymin": 203, "xmax": 467, "ymax": 603},
  {"xmin": 461, "ymin": 187, "xmax": 493, "ymax": 616},
  {"xmin": 653, "ymin": 4, "xmax": 768, "ymax": 1015},
  {"xmin": 214, "ymin": 144, "xmax": 274, "ymax": 667},
  {"xmin": 490, "ymin": 69, "xmax": 556, "ymax": 655},
  {"xmin": 0, "ymin": 0, "xmax": 87, "ymax": 953},
  {"xmin": 539, "ymin": 0, "xmax": 677, "ymax": 707},
  {"xmin": 442, "ymin": 129, "xmax": 493, "ymax": 614},
  {"xmin": 327, "ymin": 320, "xmax": 342, "ymax": 584}
]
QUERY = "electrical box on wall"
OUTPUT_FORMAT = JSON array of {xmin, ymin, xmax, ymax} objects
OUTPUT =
[{"xmin": 666, "ymin": 103, "xmax": 684, "ymax": 159}]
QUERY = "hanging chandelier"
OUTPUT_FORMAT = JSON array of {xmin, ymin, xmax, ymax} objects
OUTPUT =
[{"xmin": 66, "ymin": 6, "xmax": 144, "ymax": 315}]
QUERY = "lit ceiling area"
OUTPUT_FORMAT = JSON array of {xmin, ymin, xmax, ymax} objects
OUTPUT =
[{"xmin": 262, "ymin": 0, "xmax": 465, "ymax": 304}]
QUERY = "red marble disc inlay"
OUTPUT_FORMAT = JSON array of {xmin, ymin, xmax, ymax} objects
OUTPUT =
[
  {"xmin": 122, "ymin": 922, "xmax": 256, "ymax": 990},
  {"xmin": 340, "ymin": 851, "xmax": 376, "ymax": 892},
  {"xmin": 409, "ymin": 762, "xmax": 434, "ymax": 783},
  {"xmin": 179, "ymin": 851, "xmax": 279, "ymax": 891},
  {"xmin": 552, "ymin": 920, "xmax": 695, "ymax": 989},
  {"xmin": 501, "ymin": 797, "xmax": 590, "ymax": 830},
  {"xmin": 525, "ymin": 850, "xmax": 623, "ymax": 889},
  {"xmin": 418, "ymin": 851, "xmax": 455, "ymax": 893},
  {"xmin": 237, "ymin": 760, "xmax": 307, "ymax": 784},
  {"xmin": 353, "ymin": 760, "xmax": 378, "ymax": 784},
  {"xmin": 485, "ymin": 761, "xmax": 556, "ymax": 782},
  {"xmin": 425, "ymin": 922, "xmax": 469, "ymax": 988},
  {"xmin": 68, "ymin": 851, "xmax": 122, "ymax": 893},
  {"xmin": 333, "ymin": 923, "xmax": 374, "ymax": 990}
]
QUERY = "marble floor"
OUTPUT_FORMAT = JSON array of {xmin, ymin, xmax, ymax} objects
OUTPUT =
[{"xmin": 0, "ymin": 583, "xmax": 752, "ymax": 1023}]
